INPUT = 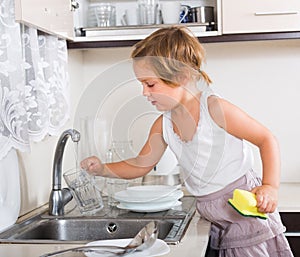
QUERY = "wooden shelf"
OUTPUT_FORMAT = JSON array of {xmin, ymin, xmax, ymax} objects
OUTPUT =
[{"xmin": 67, "ymin": 31, "xmax": 300, "ymax": 49}]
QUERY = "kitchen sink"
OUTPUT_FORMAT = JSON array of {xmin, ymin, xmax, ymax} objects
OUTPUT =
[
  {"xmin": 6, "ymin": 218, "xmax": 176, "ymax": 243},
  {"xmin": 0, "ymin": 196, "xmax": 196, "ymax": 245}
]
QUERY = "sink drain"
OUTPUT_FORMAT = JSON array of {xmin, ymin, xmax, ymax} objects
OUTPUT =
[{"xmin": 106, "ymin": 222, "xmax": 118, "ymax": 234}]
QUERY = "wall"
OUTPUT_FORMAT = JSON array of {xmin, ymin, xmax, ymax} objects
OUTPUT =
[
  {"xmin": 17, "ymin": 39, "xmax": 300, "ymax": 216},
  {"xmin": 77, "ymin": 39, "xmax": 300, "ymax": 182}
]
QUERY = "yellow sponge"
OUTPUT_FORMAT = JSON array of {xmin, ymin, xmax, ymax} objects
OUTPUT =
[{"xmin": 228, "ymin": 189, "xmax": 268, "ymax": 220}]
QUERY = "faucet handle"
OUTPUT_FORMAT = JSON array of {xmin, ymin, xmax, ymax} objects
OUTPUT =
[
  {"xmin": 49, "ymin": 188, "xmax": 73, "ymax": 216},
  {"xmin": 62, "ymin": 188, "xmax": 73, "ymax": 204}
]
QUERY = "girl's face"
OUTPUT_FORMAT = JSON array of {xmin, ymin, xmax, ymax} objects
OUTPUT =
[{"xmin": 133, "ymin": 61, "xmax": 183, "ymax": 112}]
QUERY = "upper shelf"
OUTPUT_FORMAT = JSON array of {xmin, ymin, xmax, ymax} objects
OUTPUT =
[
  {"xmin": 67, "ymin": 31, "xmax": 300, "ymax": 49},
  {"xmin": 14, "ymin": 0, "xmax": 300, "ymax": 49}
]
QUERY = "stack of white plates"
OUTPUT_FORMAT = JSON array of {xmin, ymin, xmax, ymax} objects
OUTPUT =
[{"xmin": 115, "ymin": 185, "xmax": 183, "ymax": 212}]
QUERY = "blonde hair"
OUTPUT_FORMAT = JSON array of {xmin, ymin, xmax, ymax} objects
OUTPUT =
[{"xmin": 131, "ymin": 26, "xmax": 212, "ymax": 85}]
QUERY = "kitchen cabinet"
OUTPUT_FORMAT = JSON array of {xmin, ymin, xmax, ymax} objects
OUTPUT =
[
  {"xmin": 14, "ymin": 0, "xmax": 77, "ymax": 39},
  {"xmin": 280, "ymin": 212, "xmax": 300, "ymax": 257},
  {"xmin": 222, "ymin": 0, "xmax": 300, "ymax": 34},
  {"xmin": 15, "ymin": 0, "xmax": 300, "ymax": 48},
  {"xmin": 15, "ymin": 0, "xmax": 222, "ymax": 42}
]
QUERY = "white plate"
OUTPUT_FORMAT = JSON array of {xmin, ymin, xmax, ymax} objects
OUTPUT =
[
  {"xmin": 117, "ymin": 191, "xmax": 183, "ymax": 206},
  {"xmin": 127, "ymin": 185, "xmax": 179, "ymax": 194},
  {"xmin": 120, "ymin": 199, "xmax": 179, "ymax": 209},
  {"xmin": 117, "ymin": 200, "xmax": 182, "ymax": 213},
  {"xmin": 114, "ymin": 189, "xmax": 183, "ymax": 203},
  {"xmin": 85, "ymin": 238, "xmax": 170, "ymax": 257}
]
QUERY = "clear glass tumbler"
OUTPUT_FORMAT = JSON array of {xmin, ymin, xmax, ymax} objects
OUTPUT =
[
  {"xmin": 137, "ymin": 0, "xmax": 159, "ymax": 25},
  {"xmin": 64, "ymin": 168, "xmax": 104, "ymax": 215},
  {"xmin": 93, "ymin": 3, "xmax": 116, "ymax": 27},
  {"xmin": 107, "ymin": 178, "xmax": 129, "ymax": 206}
]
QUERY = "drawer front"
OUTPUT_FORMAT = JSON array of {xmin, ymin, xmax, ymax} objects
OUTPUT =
[
  {"xmin": 222, "ymin": 0, "xmax": 300, "ymax": 34},
  {"xmin": 280, "ymin": 213, "xmax": 300, "ymax": 257},
  {"xmin": 280, "ymin": 212, "xmax": 300, "ymax": 232},
  {"xmin": 285, "ymin": 237, "xmax": 300, "ymax": 257}
]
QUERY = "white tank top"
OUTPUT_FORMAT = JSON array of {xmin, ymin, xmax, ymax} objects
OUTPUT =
[{"xmin": 162, "ymin": 88, "xmax": 253, "ymax": 196}]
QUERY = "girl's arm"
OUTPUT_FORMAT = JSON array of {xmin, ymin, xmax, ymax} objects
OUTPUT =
[
  {"xmin": 80, "ymin": 115, "xmax": 167, "ymax": 179},
  {"xmin": 208, "ymin": 96, "xmax": 280, "ymax": 213}
]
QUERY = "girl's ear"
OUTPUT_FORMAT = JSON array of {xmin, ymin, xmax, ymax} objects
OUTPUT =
[{"xmin": 176, "ymin": 73, "xmax": 190, "ymax": 86}]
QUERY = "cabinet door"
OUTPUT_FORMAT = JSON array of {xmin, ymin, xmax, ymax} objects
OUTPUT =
[
  {"xmin": 15, "ymin": 0, "xmax": 75, "ymax": 39},
  {"xmin": 222, "ymin": 0, "xmax": 300, "ymax": 34},
  {"xmin": 280, "ymin": 212, "xmax": 300, "ymax": 257}
]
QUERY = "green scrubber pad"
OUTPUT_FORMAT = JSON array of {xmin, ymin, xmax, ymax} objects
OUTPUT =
[{"xmin": 228, "ymin": 189, "xmax": 268, "ymax": 220}]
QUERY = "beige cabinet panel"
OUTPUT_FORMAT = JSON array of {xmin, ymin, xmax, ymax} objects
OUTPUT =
[
  {"xmin": 15, "ymin": 0, "xmax": 75, "ymax": 39},
  {"xmin": 222, "ymin": 0, "xmax": 300, "ymax": 34}
]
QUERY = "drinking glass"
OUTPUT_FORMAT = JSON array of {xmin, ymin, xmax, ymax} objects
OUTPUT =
[
  {"xmin": 64, "ymin": 168, "xmax": 104, "ymax": 215},
  {"xmin": 137, "ymin": 0, "xmax": 159, "ymax": 25},
  {"xmin": 93, "ymin": 3, "xmax": 116, "ymax": 27},
  {"xmin": 107, "ymin": 178, "xmax": 129, "ymax": 206}
]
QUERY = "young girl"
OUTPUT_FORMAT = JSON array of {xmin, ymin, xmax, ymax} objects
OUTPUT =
[{"xmin": 81, "ymin": 26, "xmax": 293, "ymax": 256}]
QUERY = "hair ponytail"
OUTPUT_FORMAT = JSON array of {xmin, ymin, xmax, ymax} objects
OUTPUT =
[{"xmin": 199, "ymin": 70, "xmax": 212, "ymax": 85}]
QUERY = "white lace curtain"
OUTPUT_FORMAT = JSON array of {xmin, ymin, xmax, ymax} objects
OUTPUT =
[{"xmin": 0, "ymin": 0, "xmax": 70, "ymax": 160}]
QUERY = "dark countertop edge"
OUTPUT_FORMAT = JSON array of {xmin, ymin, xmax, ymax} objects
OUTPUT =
[{"xmin": 67, "ymin": 31, "xmax": 300, "ymax": 49}]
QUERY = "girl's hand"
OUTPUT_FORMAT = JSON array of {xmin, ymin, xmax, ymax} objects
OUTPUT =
[
  {"xmin": 80, "ymin": 156, "xmax": 104, "ymax": 176},
  {"xmin": 251, "ymin": 185, "xmax": 278, "ymax": 213}
]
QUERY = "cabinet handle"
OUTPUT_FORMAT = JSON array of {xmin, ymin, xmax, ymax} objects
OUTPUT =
[
  {"xmin": 255, "ymin": 11, "xmax": 299, "ymax": 16},
  {"xmin": 284, "ymin": 232, "xmax": 300, "ymax": 237}
]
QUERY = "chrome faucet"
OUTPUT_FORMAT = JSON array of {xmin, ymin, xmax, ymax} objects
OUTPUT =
[{"xmin": 49, "ymin": 129, "xmax": 81, "ymax": 216}]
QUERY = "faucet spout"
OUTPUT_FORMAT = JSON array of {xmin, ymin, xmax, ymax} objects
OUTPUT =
[{"xmin": 49, "ymin": 129, "xmax": 81, "ymax": 216}]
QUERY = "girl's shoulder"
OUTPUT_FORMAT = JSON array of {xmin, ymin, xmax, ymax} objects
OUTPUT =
[
  {"xmin": 201, "ymin": 87, "xmax": 222, "ymax": 100},
  {"xmin": 200, "ymin": 87, "xmax": 222, "ymax": 110},
  {"xmin": 150, "ymin": 114, "xmax": 164, "ymax": 133},
  {"xmin": 201, "ymin": 88, "xmax": 226, "ymax": 129}
]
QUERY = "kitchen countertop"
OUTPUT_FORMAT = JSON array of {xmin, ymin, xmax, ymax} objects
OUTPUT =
[
  {"xmin": 0, "ymin": 182, "xmax": 298, "ymax": 257},
  {"xmin": 0, "ymin": 213, "xmax": 211, "ymax": 257},
  {"xmin": 278, "ymin": 182, "xmax": 300, "ymax": 212}
]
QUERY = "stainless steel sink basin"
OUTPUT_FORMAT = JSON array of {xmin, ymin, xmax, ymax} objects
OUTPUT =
[
  {"xmin": 0, "ymin": 196, "xmax": 196, "ymax": 245},
  {"xmin": 7, "ymin": 218, "xmax": 177, "ymax": 243}
]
